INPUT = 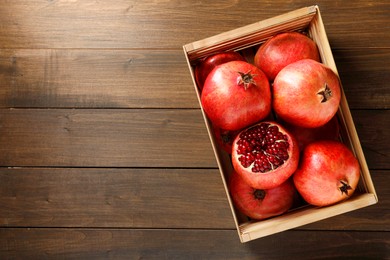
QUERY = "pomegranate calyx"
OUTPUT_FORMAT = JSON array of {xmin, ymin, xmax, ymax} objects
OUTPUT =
[
  {"xmin": 317, "ymin": 83, "xmax": 332, "ymax": 103},
  {"xmin": 237, "ymin": 71, "xmax": 256, "ymax": 90},
  {"xmin": 221, "ymin": 131, "xmax": 232, "ymax": 144},
  {"xmin": 253, "ymin": 189, "xmax": 266, "ymax": 200},
  {"xmin": 339, "ymin": 180, "xmax": 353, "ymax": 195}
]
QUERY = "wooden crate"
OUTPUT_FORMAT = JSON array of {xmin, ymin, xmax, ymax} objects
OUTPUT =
[{"xmin": 183, "ymin": 5, "xmax": 378, "ymax": 243}]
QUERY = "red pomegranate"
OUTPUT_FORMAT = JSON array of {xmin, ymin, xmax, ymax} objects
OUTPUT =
[
  {"xmin": 273, "ymin": 59, "xmax": 341, "ymax": 128},
  {"xmin": 293, "ymin": 140, "xmax": 361, "ymax": 207},
  {"xmin": 254, "ymin": 32, "xmax": 320, "ymax": 81},
  {"xmin": 231, "ymin": 121, "xmax": 299, "ymax": 190},
  {"xmin": 194, "ymin": 51, "xmax": 246, "ymax": 91},
  {"xmin": 201, "ymin": 61, "xmax": 271, "ymax": 131},
  {"xmin": 229, "ymin": 170, "xmax": 296, "ymax": 220}
]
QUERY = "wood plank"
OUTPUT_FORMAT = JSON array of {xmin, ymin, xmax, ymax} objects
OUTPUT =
[
  {"xmin": 0, "ymin": 109, "xmax": 216, "ymax": 168},
  {"xmin": 0, "ymin": 168, "xmax": 233, "ymax": 229},
  {"xmin": 0, "ymin": 1, "xmax": 388, "ymax": 49},
  {"xmin": 0, "ymin": 49, "xmax": 198, "ymax": 108},
  {"xmin": 0, "ymin": 109, "xmax": 388, "ymax": 168},
  {"xmin": 0, "ymin": 228, "xmax": 389, "ymax": 259},
  {"xmin": 0, "ymin": 48, "xmax": 388, "ymax": 109},
  {"xmin": 0, "ymin": 168, "xmax": 387, "ymax": 230},
  {"xmin": 335, "ymin": 49, "xmax": 390, "ymax": 109},
  {"xmin": 352, "ymin": 109, "xmax": 390, "ymax": 170}
]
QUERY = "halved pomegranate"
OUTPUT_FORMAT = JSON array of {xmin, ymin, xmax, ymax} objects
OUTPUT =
[{"xmin": 231, "ymin": 121, "xmax": 299, "ymax": 190}]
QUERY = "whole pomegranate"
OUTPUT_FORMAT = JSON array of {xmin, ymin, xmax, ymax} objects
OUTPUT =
[
  {"xmin": 273, "ymin": 59, "xmax": 341, "ymax": 128},
  {"xmin": 195, "ymin": 51, "xmax": 246, "ymax": 91},
  {"xmin": 254, "ymin": 32, "xmax": 320, "ymax": 81},
  {"xmin": 231, "ymin": 121, "xmax": 299, "ymax": 190},
  {"xmin": 229, "ymin": 170, "xmax": 296, "ymax": 220},
  {"xmin": 201, "ymin": 61, "xmax": 271, "ymax": 131},
  {"xmin": 293, "ymin": 140, "xmax": 360, "ymax": 207},
  {"xmin": 281, "ymin": 115, "xmax": 340, "ymax": 151}
]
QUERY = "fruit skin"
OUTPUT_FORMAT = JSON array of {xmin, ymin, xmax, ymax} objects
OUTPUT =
[
  {"xmin": 201, "ymin": 61, "xmax": 271, "ymax": 131},
  {"xmin": 281, "ymin": 115, "xmax": 340, "ymax": 151},
  {"xmin": 212, "ymin": 126, "xmax": 240, "ymax": 154},
  {"xmin": 273, "ymin": 59, "xmax": 341, "ymax": 128},
  {"xmin": 231, "ymin": 121, "xmax": 299, "ymax": 190},
  {"xmin": 229, "ymin": 170, "xmax": 296, "ymax": 220},
  {"xmin": 254, "ymin": 32, "xmax": 320, "ymax": 81},
  {"xmin": 195, "ymin": 51, "xmax": 246, "ymax": 91},
  {"xmin": 293, "ymin": 140, "xmax": 360, "ymax": 207}
]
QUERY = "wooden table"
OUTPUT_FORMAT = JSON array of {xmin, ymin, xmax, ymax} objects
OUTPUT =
[{"xmin": 0, "ymin": 1, "xmax": 389, "ymax": 258}]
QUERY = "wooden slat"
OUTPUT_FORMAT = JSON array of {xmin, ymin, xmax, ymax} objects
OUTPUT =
[
  {"xmin": 0, "ymin": 48, "xmax": 388, "ymax": 109},
  {"xmin": 334, "ymin": 49, "xmax": 390, "ymax": 109},
  {"xmin": 0, "ymin": 49, "xmax": 198, "ymax": 108},
  {"xmin": 0, "ymin": 168, "xmax": 233, "ymax": 229},
  {"xmin": 0, "ymin": 228, "xmax": 389, "ymax": 259},
  {"xmin": 0, "ymin": 109, "xmax": 216, "ymax": 168},
  {"xmin": 184, "ymin": 6, "xmax": 317, "ymax": 61},
  {"xmin": 0, "ymin": 168, "xmax": 387, "ymax": 230},
  {"xmin": 0, "ymin": 1, "xmax": 388, "ymax": 49},
  {"xmin": 352, "ymin": 109, "xmax": 390, "ymax": 170},
  {"xmin": 0, "ymin": 109, "xmax": 388, "ymax": 168}
]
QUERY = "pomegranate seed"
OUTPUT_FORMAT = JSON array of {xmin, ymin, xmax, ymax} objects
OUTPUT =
[{"xmin": 236, "ymin": 123, "xmax": 290, "ymax": 173}]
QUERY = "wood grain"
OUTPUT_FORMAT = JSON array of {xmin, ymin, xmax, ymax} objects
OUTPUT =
[
  {"xmin": 0, "ymin": 168, "xmax": 232, "ymax": 229},
  {"xmin": 0, "ymin": 109, "xmax": 216, "ymax": 168},
  {"xmin": 334, "ymin": 49, "xmax": 390, "ymax": 110},
  {"xmin": 0, "ymin": 48, "xmax": 388, "ymax": 109},
  {"xmin": 0, "ymin": 49, "xmax": 198, "ymax": 108},
  {"xmin": 0, "ymin": 168, "xmax": 387, "ymax": 230},
  {"xmin": 352, "ymin": 109, "xmax": 390, "ymax": 170},
  {"xmin": 0, "ymin": 0, "xmax": 388, "ymax": 49},
  {"xmin": 0, "ymin": 228, "xmax": 389, "ymax": 259}
]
